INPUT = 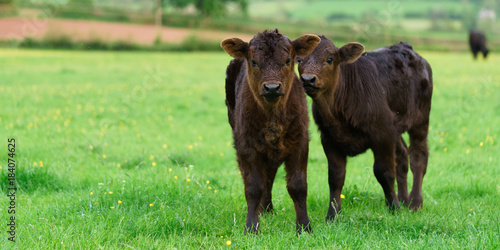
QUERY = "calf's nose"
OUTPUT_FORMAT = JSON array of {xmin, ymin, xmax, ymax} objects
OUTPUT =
[
  {"xmin": 300, "ymin": 75, "xmax": 316, "ymax": 86},
  {"xmin": 264, "ymin": 83, "xmax": 281, "ymax": 94}
]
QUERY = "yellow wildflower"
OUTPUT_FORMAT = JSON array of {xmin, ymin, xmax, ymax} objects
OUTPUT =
[
  {"xmin": 118, "ymin": 200, "xmax": 122, "ymax": 204},
  {"xmin": 226, "ymin": 241, "xmax": 231, "ymax": 246},
  {"xmin": 152, "ymin": 162, "xmax": 157, "ymax": 166},
  {"xmin": 340, "ymin": 194, "xmax": 345, "ymax": 199},
  {"xmin": 188, "ymin": 145, "xmax": 193, "ymax": 150}
]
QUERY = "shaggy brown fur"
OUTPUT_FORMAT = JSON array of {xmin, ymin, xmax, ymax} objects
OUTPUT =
[
  {"xmin": 221, "ymin": 30, "xmax": 320, "ymax": 234},
  {"xmin": 297, "ymin": 37, "xmax": 433, "ymax": 220},
  {"xmin": 469, "ymin": 30, "xmax": 489, "ymax": 59}
]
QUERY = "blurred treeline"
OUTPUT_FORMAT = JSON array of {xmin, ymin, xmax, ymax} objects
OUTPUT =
[
  {"xmin": 1, "ymin": 0, "xmax": 499, "ymax": 51},
  {"xmin": 3, "ymin": 0, "xmax": 248, "ymax": 24}
]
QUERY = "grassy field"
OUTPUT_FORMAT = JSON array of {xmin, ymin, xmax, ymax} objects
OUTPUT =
[
  {"xmin": 249, "ymin": 0, "xmax": 463, "ymax": 22},
  {"xmin": 245, "ymin": 0, "xmax": 500, "ymax": 50},
  {"xmin": 0, "ymin": 48, "xmax": 499, "ymax": 248}
]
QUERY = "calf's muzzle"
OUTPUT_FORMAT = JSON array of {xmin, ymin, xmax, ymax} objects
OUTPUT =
[
  {"xmin": 261, "ymin": 82, "xmax": 284, "ymax": 100},
  {"xmin": 300, "ymin": 75, "xmax": 317, "ymax": 87}
]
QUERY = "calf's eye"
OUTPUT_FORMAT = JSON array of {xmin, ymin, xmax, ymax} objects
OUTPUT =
[
  {"xmin": 296, "ymin": 57, "xmax": 302, "ymax": 64},
  {"xmin": 250, "ymin": 60, "xmax": 258, "ymax": 68},
  {"xmin": 284, "ymin": 58, "xmax": 291, "ymax": 66},
  {"xmin": 326, "ymin": 57, "xmax": 334, "ymax": 65}
]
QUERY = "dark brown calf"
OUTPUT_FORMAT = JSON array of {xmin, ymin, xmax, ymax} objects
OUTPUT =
[
  {"xmin": 221, "ymin": 30, "xmax": 320, "ymax": 233},
  {"xmin": 297, "ymin": 37, "xmax": 432, "ymax": 220},
  {"xmin": 469, "ymin": 30, "xmax": 489, "ymax": 59}
]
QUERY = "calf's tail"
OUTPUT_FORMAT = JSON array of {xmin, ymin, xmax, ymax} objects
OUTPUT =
[{"xmin": 225, "ymin": 58, "xmax": 244, "ymax": 129}]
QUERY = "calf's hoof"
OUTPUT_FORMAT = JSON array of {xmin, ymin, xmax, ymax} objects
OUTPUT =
[
  {"xmin": 386, "ymin": 199, "xmax": 401, "ymax": 212},
  {"xmin": 244, "ymin": 223, "xmax": 259, "ymax": 235},
  {"xmin": 326, "ymin": 204, "xmax": 341, "ymax": 222},
  {"xmin": 296, "ymin": 222, "xmax": 312, "ymax": 234},
  {"xmin": 326, "ymin": 210, "xmax": 340, "ymax": 222},
  {"xmin": 260, "ymin": 203, "xmax": 274, "ymax": 214},
  {"xmin": 398, "ymin": 195, "xmax": 410, "ymax": 206},
  {"xmin": 409, "ymin": 194, "xmax": 423, "ymax": 211}
]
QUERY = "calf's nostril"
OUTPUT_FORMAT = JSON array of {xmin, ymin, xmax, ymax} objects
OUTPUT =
[
  {"xmin": 264, "ymin": 83, "xmax": 281, "ymax": 93},
  {"xmin": 310, "ymin": 76, "xmax": 316, "ymax": 84},
  {"xmin": 301, "ymin": 75, "xmax": 316, "ymax": 85}
]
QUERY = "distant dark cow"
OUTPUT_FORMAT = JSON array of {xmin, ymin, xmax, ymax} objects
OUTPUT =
[
  {"xmin": 221, "ymin": 30, "xmax": 320, "ymax": 234},
  {"xmin": 297, "ymin": 37, "xmax": 433, "ymax": 220},
  {"xmin": 469, "ymin": 30, "xmax": 489, "ymax": 59}
]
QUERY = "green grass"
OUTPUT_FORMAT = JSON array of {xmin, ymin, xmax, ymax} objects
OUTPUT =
[{"xmin": 0, "ymin": 49, "xmax": 499, "ymax": 248}]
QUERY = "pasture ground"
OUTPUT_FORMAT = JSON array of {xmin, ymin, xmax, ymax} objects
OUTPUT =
[
  {"xmin": 0, "ymin": 49, "xmax": 499, "ymax": 248},
  {"xmin": 0, "ymin": 17, "xmax": 254, "ymax": 45}
]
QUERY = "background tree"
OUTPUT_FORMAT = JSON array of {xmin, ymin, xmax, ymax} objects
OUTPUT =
[
  {"xmin": 0, "ymin": 0, "xmax": 15, "ymax": 16},
  {"xmin": 67, "ymin": 0, "xmax": 94, "ymax": 13},
  {"xmin": 162, "ymin": 0, "xmax": 247, "ymax": 18}
]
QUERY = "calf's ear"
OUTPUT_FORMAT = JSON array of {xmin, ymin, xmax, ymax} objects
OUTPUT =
[
  {"xmin": 339, "ymin": 42, "xmax": 365, "ymax": 64},
  {"xmin": 221, "ymin": 38, "xmax": 249, "ymax": 58},
  {"xmin": 292, "ymin": 34, "xmax": 321, "ymax": 56}
]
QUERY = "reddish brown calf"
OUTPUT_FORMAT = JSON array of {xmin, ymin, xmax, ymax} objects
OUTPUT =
[
  {"xmin": 297, "ymin": 37, "xmax": 433, "ymax": 220},
  {"xmin": 221, "ymin": 30, "xmax": 320, "ymax": 234}
]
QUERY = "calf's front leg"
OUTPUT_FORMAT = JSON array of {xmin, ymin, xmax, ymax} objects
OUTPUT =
[
  {"xmin": 285, "ymin": 146, "xmax": 311, "ymax": 233},
  {"xmin": 240, "ymin": 161, "xmax": 266, "ymax": 234},
  {"xmin": 322, "ymin": 139, "xmax": 347, "ymax": 221}
]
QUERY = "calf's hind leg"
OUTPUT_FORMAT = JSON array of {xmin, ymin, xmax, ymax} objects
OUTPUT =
[
  {"xmin": 396, "ymin": 136, "xmax": 409, "ymax": 205},
  {"xmin": 408, "ymin": 125, "xmax": 429, "ymax": 210},
  {"xmin": 259, "ymin": 166, "xmax": 279, "ymax": 213},
  {"xmin": 372, "ymin": 139, "xmax": 400, "ymax": 210}
]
